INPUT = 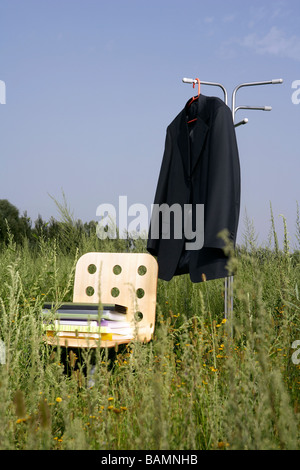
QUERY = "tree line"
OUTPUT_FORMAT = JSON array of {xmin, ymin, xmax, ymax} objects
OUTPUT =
[
  {"xmin": 0, "ymin": 199, "xmax": 147, "ymax": 254},
  {"xmin": 0, "ymin": 199, "xmax": 98, "ymax": 248}
]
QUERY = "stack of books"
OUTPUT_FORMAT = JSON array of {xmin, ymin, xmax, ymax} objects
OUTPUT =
[{"xmin": 42, "ymin": 302, "xmax": 134, "ymax": 342}]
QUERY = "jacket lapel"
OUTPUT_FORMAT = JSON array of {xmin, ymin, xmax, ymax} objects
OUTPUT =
[
  {"xmin": 177, "ymin": 111, "xmax": 190, "ymax": 179},
  {"xmin": 189, "ymin": 117, "xmax": 209, "ymax": 174},
  {"xmin": 177, "ymin": 95, "xmax": 209, "ymax": 178}
]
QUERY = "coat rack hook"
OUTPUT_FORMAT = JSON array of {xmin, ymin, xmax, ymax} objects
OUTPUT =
[{"xmin": 182, "ymin": 78, "xmax": 228, "ymax": 105}]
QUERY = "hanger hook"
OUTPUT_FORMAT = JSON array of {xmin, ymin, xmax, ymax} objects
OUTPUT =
[{"xmin": 192, "ymin": 78, "xmax": 200, "ymax": 97}]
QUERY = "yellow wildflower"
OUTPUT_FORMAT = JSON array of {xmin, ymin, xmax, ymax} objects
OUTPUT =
[{"xmin": 218, "ymin": 441, "xmax": 230, "ymax": 449}]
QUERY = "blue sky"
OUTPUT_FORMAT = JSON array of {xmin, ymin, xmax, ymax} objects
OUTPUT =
[{"xmin": 1, "ymin": 0, "xmax": 300, "ymax": 249}]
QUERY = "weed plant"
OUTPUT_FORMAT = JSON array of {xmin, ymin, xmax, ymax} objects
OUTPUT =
[{"xmin": 0, "ymin": 207, "xmax": 299, "ymax": 450}]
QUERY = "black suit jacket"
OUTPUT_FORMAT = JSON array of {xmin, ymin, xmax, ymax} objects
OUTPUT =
[{"xmin": 147, "ymin": 94, "xmax": 241, "ymax": 282}]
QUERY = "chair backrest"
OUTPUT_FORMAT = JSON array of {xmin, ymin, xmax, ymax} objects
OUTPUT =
[{"xmin": 72, "ymin": 252, "xmax": 158, "ymax": 345}]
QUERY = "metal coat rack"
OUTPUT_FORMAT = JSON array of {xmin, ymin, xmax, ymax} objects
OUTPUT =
[{"xmin": 182, "ymin": 77, "xmax": 284, "ymax": 320}]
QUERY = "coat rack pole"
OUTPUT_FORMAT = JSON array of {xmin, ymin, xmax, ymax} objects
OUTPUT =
[{"xmin": 182, "ymin": 77, "xmax": 283, "ymax": 321}]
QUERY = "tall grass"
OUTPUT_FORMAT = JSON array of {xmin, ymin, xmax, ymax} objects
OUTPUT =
[{"xmin": 0, "ymin": 207, "xmax": 299, "ymax": 450}]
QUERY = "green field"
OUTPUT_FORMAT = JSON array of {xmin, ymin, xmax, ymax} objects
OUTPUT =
[{"xmin": 0, "ymin": 207, "xmax": 299, "ymax": 450}]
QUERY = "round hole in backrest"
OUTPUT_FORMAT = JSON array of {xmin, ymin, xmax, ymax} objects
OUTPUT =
[
  {"xmin": 87, "ymin": 264, "xmax": 97, "ymax": 274},
  {"xmin": 137, "ymin": 265, "xmax": 147, "ymax": 276},
  {"xmin": 86, "ymin": 286, "xmax": 95, "ymax": 296},
  {"xmin": 134, "ymin": 311, "xmax": 143, "ymax": 322},
  {"xmin": 113, "ymin": 265, "xmax": 122, "ymax": 275},
  {"xmin": 136, "ymin": 288, "xmax": 145, "ymax": 299},
  {"xmin": 111, "ymin": 287, "xmax": 120, "ymax": 298}
]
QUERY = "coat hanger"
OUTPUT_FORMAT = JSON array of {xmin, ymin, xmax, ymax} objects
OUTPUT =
[{"xmin": 187, "ymin": 78, "xmax": 200, "ymax": 124}]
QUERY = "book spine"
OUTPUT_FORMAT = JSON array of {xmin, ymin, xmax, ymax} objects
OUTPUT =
[
  {"xmin": 43, "ymin": 304, "xmax": 127, "ymax": 313},
  {"xmin": 44, "ymin": 324, "xmax": 109, "ymax": 333},
  {"xmin": 42, "ymin": 311, "xmax": 127, "ymax": 321},
  {"xmin": 44, "ymin": 323, "xmax": 134, "ymax": 335}
]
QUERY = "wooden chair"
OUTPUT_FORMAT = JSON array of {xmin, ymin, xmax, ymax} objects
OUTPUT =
[{"xmin": 45, "ymin": 252, "xmax": 158, "ymax": 348}]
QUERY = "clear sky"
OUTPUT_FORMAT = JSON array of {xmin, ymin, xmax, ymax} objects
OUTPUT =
[{"xmin": 1, "ymin": 0, "xmax": 299, "ymax": 249}]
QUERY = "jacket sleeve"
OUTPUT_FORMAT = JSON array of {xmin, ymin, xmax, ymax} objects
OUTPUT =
[
  {"xmin": 147, "ymin": 127, "xmax": 173, "ymax": 256},
  {"xmin": 204, "ymin": 104, "xmax": 241, "ymax": 249}
]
